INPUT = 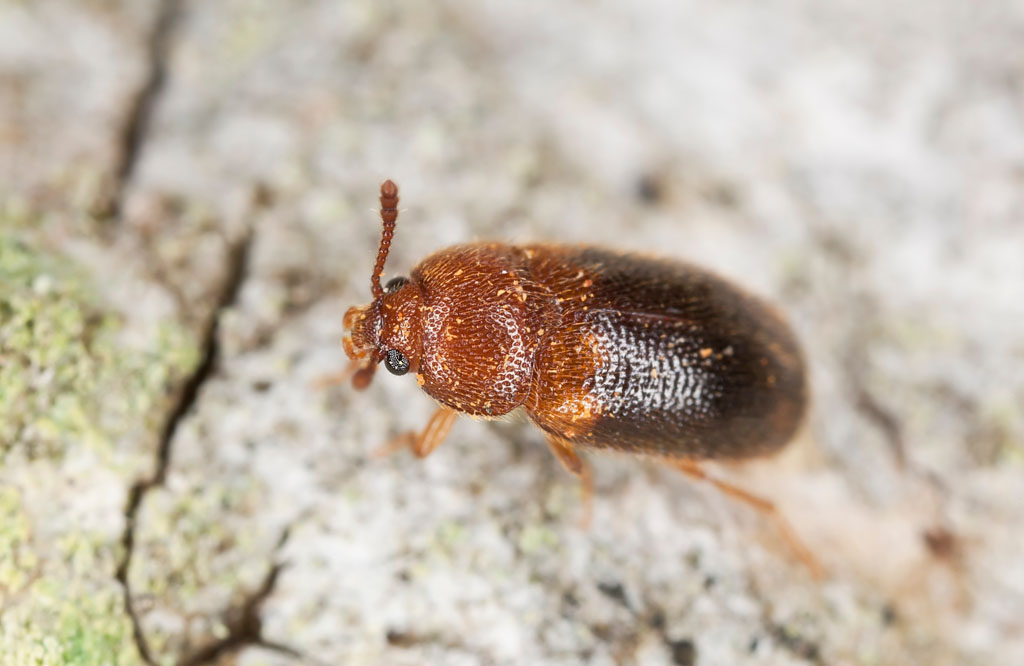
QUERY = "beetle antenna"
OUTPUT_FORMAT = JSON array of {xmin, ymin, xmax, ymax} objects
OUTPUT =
[{"xmin": 372, "ymin": 179, "xmax": 399, "ymax": 299}]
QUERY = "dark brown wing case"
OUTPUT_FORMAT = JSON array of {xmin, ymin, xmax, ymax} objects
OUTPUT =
[{"xmin": 521, "ymin": 246, "xmax": 807, "ymax": 460}]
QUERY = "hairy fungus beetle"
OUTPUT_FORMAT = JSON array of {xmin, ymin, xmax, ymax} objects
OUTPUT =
[{"xmin": 341, "ymin": 180, "xmax": 818, "ymax": 574}]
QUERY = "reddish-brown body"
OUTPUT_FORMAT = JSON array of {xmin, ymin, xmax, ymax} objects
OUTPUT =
[
  {"xmin": 348, "ymin": 242, "xmax": 805, "ymax": 456},
  {"xmin": 341, "ymin": 180, "xmax": 818, "ymax": 573},
  {"xmin": 344, "ymin": 182, "xmax": 806, "ymax": 464}
]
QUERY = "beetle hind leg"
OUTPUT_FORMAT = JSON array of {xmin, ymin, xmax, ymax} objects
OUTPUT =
[{"xmin": 669, "ymin": 459, "xmax": 824, "ymax": 579}]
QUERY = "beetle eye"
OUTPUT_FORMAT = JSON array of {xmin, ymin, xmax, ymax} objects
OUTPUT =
[
  {"xmin": 384, "ymin": 349, "xmax": 410, "ymax": 375},
  {"xmin": 385, "ymin": 276, "xmax": 409, "ymax": 294}
]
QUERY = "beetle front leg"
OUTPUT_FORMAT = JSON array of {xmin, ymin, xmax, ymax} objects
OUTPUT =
[
  {"xmin": 314, "ymin": 357, "xmax": 377, "ymax": 391},
  {"xmin": 374, "ymin": 406, "xmax": 459, "ymax": 459}
]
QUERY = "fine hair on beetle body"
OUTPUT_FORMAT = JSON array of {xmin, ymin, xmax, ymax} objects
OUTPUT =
[{"xmin": 340, "ymin": 179, "xmax": 820, "ymax": 576}]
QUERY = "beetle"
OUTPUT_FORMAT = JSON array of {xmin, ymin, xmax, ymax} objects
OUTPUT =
[{"xmin": 341, "ymin": 180, "xmax": 818, "ymax": 574}]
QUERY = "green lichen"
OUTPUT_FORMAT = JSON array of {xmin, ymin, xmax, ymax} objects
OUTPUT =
[
  {"xmin": 131, "ymin": 479, "xmax": 267, "ymax": 616},
  {"xmin": 0, "ymin": 232, "xmax": 195, "ymax": 461},
  {"xmin": 0, "ymin": 223, "xmax": 198, "ymax": 664},
  {"xmin": 517, "ymin": 524, "xmax": 559, "ymax": 555},
  {"xmin": 0, "ymin": 486, "xmax": 35, "ymax": 592},
  {"xmin": 0, "ymin": 488, "xmax": 141, "ymax": 666}
]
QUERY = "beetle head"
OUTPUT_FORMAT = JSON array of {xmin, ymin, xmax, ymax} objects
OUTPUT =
[{"xmin": 341, "ymin": 180, "xmax": 424, "ymax": 389}]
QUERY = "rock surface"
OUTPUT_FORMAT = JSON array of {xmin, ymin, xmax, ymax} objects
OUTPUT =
[{"xmin": 2, "ymin": 0, "xmax": 1022, "ymax": 664}]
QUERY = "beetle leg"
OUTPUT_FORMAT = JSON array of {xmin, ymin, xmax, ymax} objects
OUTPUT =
[
  {"xmin": 669, "ymin": 459, "xmax": 823, "ymax": 579},
  {"xmin": 312, "ymin": 365, "xmax": 356, "ymax": 390},
  {"xmin": 350, "ymin": 364, "xmax": 377, "ymax": 390},
  {"xmin": 373, "ymin": 406, "xmax": 459, "ymax": 459},
  {"xmin": 313, "ymin": 360, "xmax": 376, "ymax": 391},
  {"xmin": 409, "ymin": 407, "xmax": 459, "ymax": 458},
  {"xmin": 545, "ymin": 436, "xmax": 593, "ymax": 528}
]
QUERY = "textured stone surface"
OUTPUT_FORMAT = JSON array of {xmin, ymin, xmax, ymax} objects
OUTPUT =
[
  {"xmin": 0, "ymin": 3, "xmax": 195, "ymax": 665},
  {"xmin": 2, "ymin": 0, "xmax": 1023, "ymax": 664}
]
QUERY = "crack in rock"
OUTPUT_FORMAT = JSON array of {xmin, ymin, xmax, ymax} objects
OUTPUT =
[
  {"xmin": 101, "ymin": 0, "xmax": 183, "ymax": 220},
  {"xmin": 180, "ymin": 527, "xmax": 313, "ymax": 666},
  {"xmin": 115, "ymin": 231, "xmax": 253, "ymax": 665}
]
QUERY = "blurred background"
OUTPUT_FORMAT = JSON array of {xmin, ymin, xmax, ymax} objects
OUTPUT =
[{"xmin": 1, "ymin": 1, "xmax": 1022, "ymax": 664}]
